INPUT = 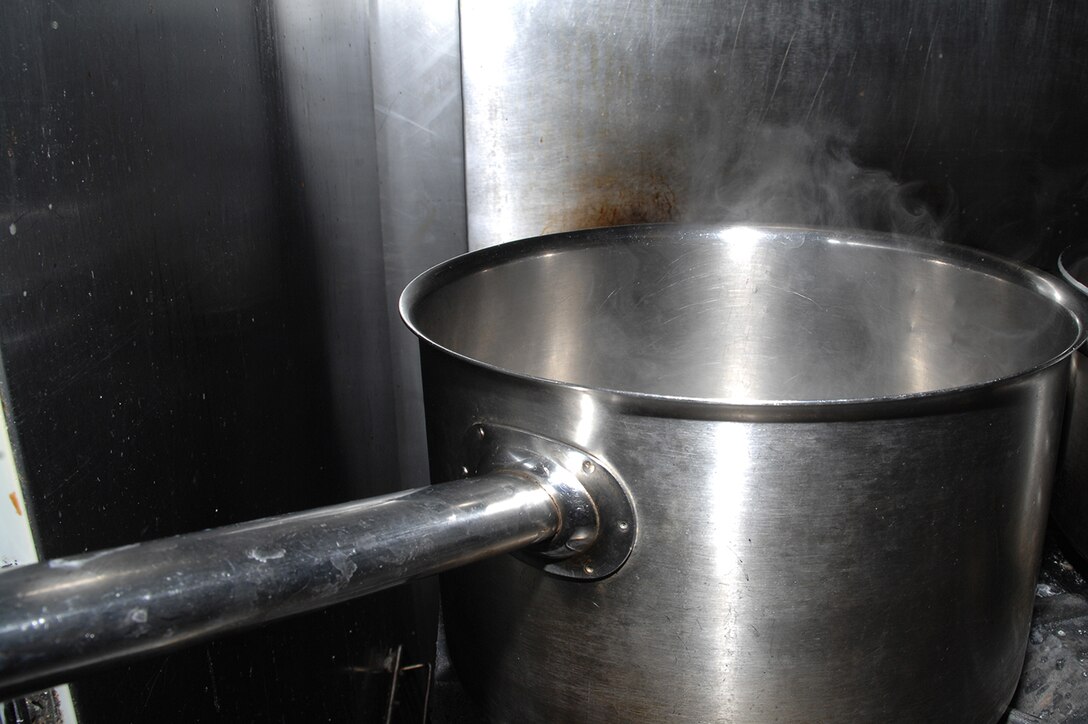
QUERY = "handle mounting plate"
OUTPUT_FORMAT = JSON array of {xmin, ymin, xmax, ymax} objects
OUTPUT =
[{"xmin": 462, "ymin": 424, "xmax": 636, "ymax": 581}]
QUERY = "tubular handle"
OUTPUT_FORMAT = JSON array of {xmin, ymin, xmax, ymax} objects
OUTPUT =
[{"xmin": 0, "ymin": 472, "xmax": 559, "ymax": 700}]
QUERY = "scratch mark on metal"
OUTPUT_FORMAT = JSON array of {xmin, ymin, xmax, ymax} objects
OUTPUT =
[
  {"xmin": 761, "ymin": 29, "xmax": 798, "ymax": 124},
  {"xmin": 206, "ymin": 649, "xmax": 222, "ymax": 713},
  {"xmin": 595, "ymin": 286, "xmax": 621, "ymax": 312},
  {"xmin": 767, "ymin": 284, "xmax": 827, "ymax": 311},
  {"xmin": 142, "ymin": 661, "xmax": 166, "ymax": 710},
  {"xmin": 899, "ymin": 16, "xmax": 940, "ymax": 170},
  {"xmin": 731, "ymin": 0, "xmax": 748, "ymax": 60},
  {"xmin": 804, "ymin": 52, "xmax": 838, "ymax": 125},
  {"xmin": 375, "ymin": 105, "xmax": 436, "ymax": 137}
]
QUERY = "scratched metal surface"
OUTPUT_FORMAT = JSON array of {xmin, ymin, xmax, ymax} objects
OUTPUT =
[
  {"xmin": 371, "ymin": 0, "xmax": 470, "ymax": 498},
  {"xmin": 461, "ymin": 0, "xmax": 1088, "ymax": 261},
  {"xmin": 426, "ymin": 537, "xmax": 1088, "ymax": 722},
  {"xmin": 366, "ymin": 0, "xmax": 471, "ymax": 682},
  {"xmin": 0, "ymin": 0, "xmax": 435, "ymax": 721}
]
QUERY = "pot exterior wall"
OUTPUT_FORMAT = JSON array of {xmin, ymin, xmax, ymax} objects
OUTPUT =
[
  {"xmin": 425, "ymin": 347, "xmax": 1068, "ymax": 723},
  {"xmin": 1055, "ymin": 349, "xmax": 1088, "ymax": 559}
]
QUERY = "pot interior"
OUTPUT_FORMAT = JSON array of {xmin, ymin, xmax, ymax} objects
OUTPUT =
[{"xmin": 405, "ymin": 226, "xmax": 1081, "ymax": 403}]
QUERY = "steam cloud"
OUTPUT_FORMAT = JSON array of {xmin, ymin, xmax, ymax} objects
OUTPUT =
[{"xmin": 683, "ymin": 125, "xmax": 955, "ymax": 239}]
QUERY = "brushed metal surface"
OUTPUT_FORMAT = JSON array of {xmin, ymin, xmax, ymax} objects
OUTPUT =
[
  {"xmin": 461, "ymin": 0, "xmax": 1088, "ymax": 261},
  {"xmin": 0, "ymin": 0, "xmax": 417, "ymax": 720},
  {"xmin": 405, "ymin": 226, "xmax": 1083, "ymax": 722},
  {"xmin": 273, "ymin": 0, "xmax": 400, "ymax": 494},
  {"xmin": 371, "ymin": 0, "xmax": 469, "ymax": 491},
  {"xmin": 1056, "ymin": 247, "xmax": 1088, "ymax": 563}
]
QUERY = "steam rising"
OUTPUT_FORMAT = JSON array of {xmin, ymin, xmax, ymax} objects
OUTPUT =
[{"xmin": 684, "ymin": 125, "xmax": 954, "ymax": 239}]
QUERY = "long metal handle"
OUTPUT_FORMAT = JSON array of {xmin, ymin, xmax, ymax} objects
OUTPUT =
[{"xmin": 0, "ymin": 473, "xmax": 558, "ymax": 700}]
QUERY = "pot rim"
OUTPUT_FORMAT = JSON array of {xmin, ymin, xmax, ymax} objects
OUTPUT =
[
  {"xmin": 1060, "ymin": 244, "xmax": 1088, "ymax": 297},
  {"xmin": 402, "ymin": 223, "xmax": 1088, "ymax": 419}
]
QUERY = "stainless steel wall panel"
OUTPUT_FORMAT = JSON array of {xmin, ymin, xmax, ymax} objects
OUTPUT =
[
  {"xmin": 272, "ymin": 0, "xmax": 399, "ymax": 496},
  {"xmin": 461, "ymin": 0, "xmax": 1088, "ymax": 264},
  {"xmin": 370, "ymin": 0, "xmax": 468, "ymax": 496},
  {"xmin": 0, "ymin": 0, "xmax": 422, "ymax": 720}
]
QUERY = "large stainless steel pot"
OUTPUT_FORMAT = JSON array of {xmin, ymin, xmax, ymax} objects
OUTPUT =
[
  {"xmin": 403, "ymin": 225, "xmax": 1086, "ymax": 723},
  {"xmin": 0, "ymin": 225, "xmax": 1084, "ymax": 723},
  {"xmin": 1056, "ymin": 245, "xmax": 1088, "ymax": 562}
]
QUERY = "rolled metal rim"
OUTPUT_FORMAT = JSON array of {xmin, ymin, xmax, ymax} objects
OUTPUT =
[
  {"xmin": 1060, "ymin": 243, "xmax": 1088, "ymax": 297},
  {"xmin": 402, "ymin": 223, "xmax": 1088, "ymax": 420}
]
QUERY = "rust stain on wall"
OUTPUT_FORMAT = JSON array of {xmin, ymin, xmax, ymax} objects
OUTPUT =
[
  {"xmin": 546, "ymin": 170, "xmax": 681, "ymax": 234},
  {"xmin": 9, "ymin": 491, "xmax": 22, "ymax": 517}
]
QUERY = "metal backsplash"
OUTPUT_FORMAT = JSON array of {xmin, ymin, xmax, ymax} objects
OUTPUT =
[
  {"xmin": 461, "ymin": 0, "xmax": 1088, "ymax": 265},
  {"xmin": 0, "ymin": 0, "xmax": 464, "ymax": 721}
]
